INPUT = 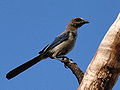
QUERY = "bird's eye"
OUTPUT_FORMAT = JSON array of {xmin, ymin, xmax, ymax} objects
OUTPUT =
[
  {"xmin": 72, "ymin": 18, "xmax": 82, "ymax": 22},
  {"xmin": 72, "ymin": 17, "xmax": 84, "ymax": 22}
]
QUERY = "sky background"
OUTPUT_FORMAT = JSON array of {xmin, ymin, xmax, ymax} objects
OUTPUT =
[{"xmin": 0, "ymin": 0, "xmax": 120, "ymax": 90}]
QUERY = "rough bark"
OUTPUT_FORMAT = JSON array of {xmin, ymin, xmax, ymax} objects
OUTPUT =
[{"xmin": 78, "ymin": 13, "xmax": 120, "ymax": 90}]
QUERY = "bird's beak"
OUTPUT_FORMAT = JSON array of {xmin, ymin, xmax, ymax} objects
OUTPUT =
[{"xmin": 83, "ymin": 20, "xmax": 89, "ymax": 24}]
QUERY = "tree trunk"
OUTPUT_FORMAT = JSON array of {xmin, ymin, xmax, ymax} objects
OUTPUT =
[{"xmin": 78, "ymin": 13, "xmax": 120, "ymax": 90}]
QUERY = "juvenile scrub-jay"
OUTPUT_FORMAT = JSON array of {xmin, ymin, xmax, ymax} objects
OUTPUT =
[{"xmin": 6, "ymin": 17, "xmax": 89, "ymax": 79}]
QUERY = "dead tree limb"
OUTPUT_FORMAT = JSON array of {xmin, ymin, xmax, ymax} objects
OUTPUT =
[
  {"xmin": 61, "ymin": 58, "xmax": 84, "ymax": 84},
  {"xmin": 78, "ymin": 13, "xmax": 120, "ymax": 90}
]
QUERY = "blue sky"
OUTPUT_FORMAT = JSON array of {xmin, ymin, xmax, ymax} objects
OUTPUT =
[{"xmin": 0, "ymin": 0, "xmax": 120, "ymax": 90}]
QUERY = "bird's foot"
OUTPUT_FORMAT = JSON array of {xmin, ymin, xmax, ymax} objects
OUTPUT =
[
  {"xmin": 52, "ymin": 56, "xmax": 74, "ymax": 69},
  {"xmin": 54, "ymin": 56, "xmax": 69, "ymax": 68},
  {"xmin": 60, "ymin": 57, "xmax": 70, "ymax": 69}
]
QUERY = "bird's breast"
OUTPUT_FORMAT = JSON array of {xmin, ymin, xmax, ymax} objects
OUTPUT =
[{"xmin": 49, "ymin": 33, "xmax": 76, "ymax": 55}]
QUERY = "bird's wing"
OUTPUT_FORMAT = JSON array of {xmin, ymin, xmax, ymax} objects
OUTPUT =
[
  {"xmin": 49, "ymin": 32, "xmax": 70, "ymax": 48},
  {"xmin": 40, "ymin": 31, "xmax": 70, "ymax": 53}
]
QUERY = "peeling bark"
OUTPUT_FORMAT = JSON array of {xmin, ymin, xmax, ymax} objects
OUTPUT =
[{"xmin": 78, "ymin": 13, "xmax": 120, "ymax": 90}]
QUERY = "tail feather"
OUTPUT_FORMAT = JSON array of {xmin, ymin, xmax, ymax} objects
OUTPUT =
[{"xmin": 6, "ymin": 55, "xmax": 47, "ymax": 80}]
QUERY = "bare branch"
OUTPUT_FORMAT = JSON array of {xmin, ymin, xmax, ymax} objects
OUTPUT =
[{"xmin": 61, "ymin": 58, "xmax": 84, "ymax": 84}]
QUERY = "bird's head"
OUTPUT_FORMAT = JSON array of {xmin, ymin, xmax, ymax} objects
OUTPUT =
[{"xmin": 66, "ymin": 17, "xmax": 89, "ymax": 30}]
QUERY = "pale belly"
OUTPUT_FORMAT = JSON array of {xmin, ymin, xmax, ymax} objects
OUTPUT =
[{"xmin": 49, "ymin": 39, "xmax": 76, "ymax": 57}]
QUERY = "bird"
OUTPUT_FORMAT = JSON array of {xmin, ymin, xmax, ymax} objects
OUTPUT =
[{"xmin": 6, "ymin": 17, "xmax": 89, "ymax": 80}]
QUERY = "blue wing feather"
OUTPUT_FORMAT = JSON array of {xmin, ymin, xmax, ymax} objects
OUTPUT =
[
  {"xmin": 48, "ymin": 32, "xmax": 69, "ymax": 49},
  {"xmin": 39, "ymin": 31, "xmax": 70, "ymax": 54}
]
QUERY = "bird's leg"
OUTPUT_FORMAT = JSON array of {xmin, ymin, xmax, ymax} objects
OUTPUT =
[
  {"xmin": 56, "ymin": 56, "xmax": 70, "ymax": 68},
  {"xmin": 50, "ymin": 55, "xmax": 69, "ymax": 68},
  {"xmin": 51, "ymin": 55, "xmax": 71, "ymax": 68},
  {"xmin": 50, "ymin": 56, "xmax": 62, "ymax": 61},
  {"xmin": 55, "ymin": 56, "xmax": 68, "ymax": 61},
  {"xmin": 59, "ymin": 57, "xmax": 76, "ymax": 68}
]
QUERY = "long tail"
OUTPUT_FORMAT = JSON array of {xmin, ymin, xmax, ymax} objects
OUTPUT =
[{"xmin": 6, "ymin": 55, "xmax": 47, "ymax": 80}]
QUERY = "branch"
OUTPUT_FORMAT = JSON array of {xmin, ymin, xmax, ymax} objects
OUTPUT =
[
  {"xmin": 61, "ymin": 58, "xmax": 84, "ymax": 84},
  {"xmin": 78, "ymin": 13, "xmax": 120, "ymax": 90}
]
